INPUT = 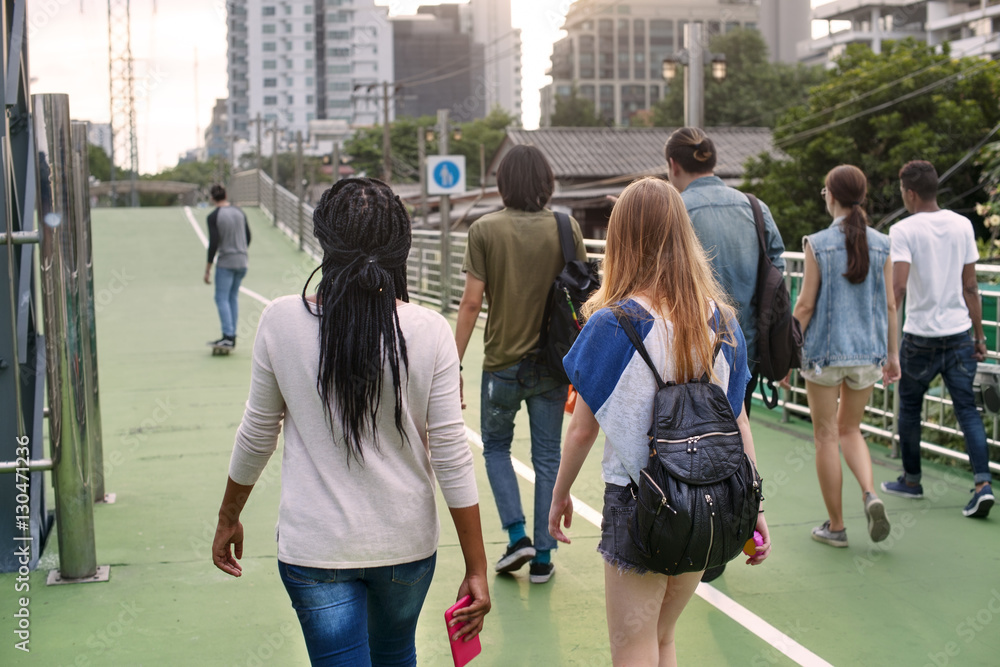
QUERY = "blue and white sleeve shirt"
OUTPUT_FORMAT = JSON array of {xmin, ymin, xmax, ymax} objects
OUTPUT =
[{"xmin": 563, "ymin": 298, "xmax": 751, "ymax": 487}]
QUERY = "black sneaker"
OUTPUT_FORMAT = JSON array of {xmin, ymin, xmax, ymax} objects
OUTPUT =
[
  {"xmin": 495, "ymin": 537, "xmax": 535, "ymax": 574},
  {"xmin": 529, "ymin": 561, "xmax": 554, "ymax": 584},
  {"xmin": 963, "ymin": 484, "xmax": 994, "ymax": 518},
  {"xmin": 210, "ymin": 335, "xmax": 235, "ymax": 348}
]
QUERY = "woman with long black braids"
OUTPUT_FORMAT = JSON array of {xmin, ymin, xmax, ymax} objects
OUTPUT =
[{"xmin": 212, "ymin": 178, "xmax": 490, "ymax": 666}]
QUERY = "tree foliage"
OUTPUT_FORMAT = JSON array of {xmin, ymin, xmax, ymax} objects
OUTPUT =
[
  {"xmin": 652, "ymin": 28, "xmax": 826, "ymax": 129},
  {"xmin": 550, "ymin": 86, "xmax": 604, "ymax": 127},
  {"xmin": 342, "ymin": 106, "xmax": 515, "ymax": 187},
  {"xmin": 744, "ymin": 39, "xmax": 1000, "ymax": 246}
]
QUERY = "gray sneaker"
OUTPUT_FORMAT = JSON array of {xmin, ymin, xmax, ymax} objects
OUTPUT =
[
  {"xmin": 864, "ymin": 492, "xmax": 891, "ymax": 542},
  {"xmin": 811, "ymin": 520, "xmax": 848, "ymax": 548}
]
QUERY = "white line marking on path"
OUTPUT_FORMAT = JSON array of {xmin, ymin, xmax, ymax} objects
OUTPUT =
[
  {"xmin": 184, "ymin": 206, "xmax": 270, "ymax": 306},
  {"xmin": 465, "ymin": 427, "xmax": 832, "ymax": 667},
  {"xmin": 182, "ymin": 205, "xmax": 829, "ymax": 666}
]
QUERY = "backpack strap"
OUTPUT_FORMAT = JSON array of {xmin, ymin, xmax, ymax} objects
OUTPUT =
[
  {"xmin": 613, "ymin": 309, "xmax": 668, "ymax": 390},
  {"xmin": 554, "ymin": 211, "xmax": 576, "ymax": 266}
]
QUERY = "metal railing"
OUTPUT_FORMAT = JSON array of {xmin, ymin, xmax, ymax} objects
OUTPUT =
[{"xmin": 229, "ymin": 168, "xmax": 1000, "ymax": 474}]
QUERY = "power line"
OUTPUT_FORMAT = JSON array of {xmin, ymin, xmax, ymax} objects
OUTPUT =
[{"xmin": 776, "ymin": 59, "xmax": 995, "ymax": 148}]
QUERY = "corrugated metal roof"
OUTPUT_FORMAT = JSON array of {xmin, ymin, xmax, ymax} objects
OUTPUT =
[{"xmin": 500, "ymin": 127, "xmax": 784, "ymax": 181}]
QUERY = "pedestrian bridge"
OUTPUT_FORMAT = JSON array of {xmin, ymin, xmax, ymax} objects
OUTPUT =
[{"xmin": 0, "ymin": 196, "xmax": 997, "ymax": 666}]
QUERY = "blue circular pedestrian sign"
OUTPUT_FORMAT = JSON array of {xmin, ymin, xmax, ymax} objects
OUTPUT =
[{"xmin": 433, "ymin": 161, "xmax": 460, "ymax": 189}]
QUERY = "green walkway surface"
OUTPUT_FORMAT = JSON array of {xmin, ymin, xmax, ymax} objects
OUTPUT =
[{"xmin": 1, "ymin": 206, "xmax": 998, "ymax": 666}]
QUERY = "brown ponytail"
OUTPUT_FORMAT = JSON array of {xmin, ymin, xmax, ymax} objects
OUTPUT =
[
  {"xmin": 825, "ymin": 165, "xmax": 870, "ymax": 284},
  {"xmin": 665, "ymin": 127, "xmax": 717, "ymax": 174}
]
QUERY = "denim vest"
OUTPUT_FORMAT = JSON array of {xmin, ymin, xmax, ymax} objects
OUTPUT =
[{"xmin": 802, "ymin": 219, "xmax": 891, "ymax": 370}]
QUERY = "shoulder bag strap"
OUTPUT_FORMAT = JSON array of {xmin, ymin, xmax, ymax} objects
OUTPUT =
[
  {"xmin": 612, "ymin": 309, "xmax": 668, "ymax": 390},
  {"xmin": 553, "ymin": 211, "xmax": 576, "ymax": 266}
]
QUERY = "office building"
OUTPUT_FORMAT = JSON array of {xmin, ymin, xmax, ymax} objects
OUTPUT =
[
  {"xmin": 540, "ymin": 0, "xmax": 762, "ymax": 127},
  {"xmin": 802, "ymin": 1, "xmax": 1000, "ymax": 65},
  {"xmin": 227, "ymin": 0, "xmax": 394, "ymax": 146},
  {"xmin": 391, "ymin": 1, "xmax": 521, "ymax": 123}
]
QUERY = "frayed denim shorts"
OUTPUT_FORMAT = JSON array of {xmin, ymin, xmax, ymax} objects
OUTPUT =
[{"xmin": 598, "ymin": 483, "xmax": 650, "ymax": 575}]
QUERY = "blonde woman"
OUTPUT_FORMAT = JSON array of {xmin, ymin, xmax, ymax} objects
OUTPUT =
[{"xmin": 549, "ymin": 177, "xmax": 770, "ymax": 667}]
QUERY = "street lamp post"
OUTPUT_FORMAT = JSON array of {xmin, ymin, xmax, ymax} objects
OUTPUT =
[{"xmin": 662, "ymin": 23, "xmax": 726, "ymax": 128}]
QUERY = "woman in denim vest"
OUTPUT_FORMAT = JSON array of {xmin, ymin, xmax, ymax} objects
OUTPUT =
[{"xmin": 792, "ymin": 165, "xmax": 901, "ymax": 548}]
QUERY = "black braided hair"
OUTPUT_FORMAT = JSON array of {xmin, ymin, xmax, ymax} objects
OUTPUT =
[{"xmin": 302, "ymin": 177, "xmax": 412, "ymax": 464}]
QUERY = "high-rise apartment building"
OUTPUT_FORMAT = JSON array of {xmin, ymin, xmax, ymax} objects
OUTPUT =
[
  {"xmin": 391, "ymin": 1, "xmax": 522, "ymax": 123},
  {"xmin": 541, "ymin": 0, "xmax": 762, "ymax": 127},
  {"xmin": 802, "ymin": 1, "xmax": 1000, "ymax": 65},
  {"xmin": 227, "ymin": 0, "xmax": 394, "ymax": 145}
]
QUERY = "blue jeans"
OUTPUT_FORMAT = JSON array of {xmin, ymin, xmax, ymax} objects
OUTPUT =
[
  {"xmin": 214, "ymin": 266, "xmax": 247, "ymax": 337},
  {"xmin": 278, "ymin": 554, "xmax": 436, "ymax": 667},
  {"xmin": 480, "ymin": 359, "xmax": 566, "ymax": 553},
  {"xmin": 898, "ymin": 332, "xmax": 993, "ymax": 485}
]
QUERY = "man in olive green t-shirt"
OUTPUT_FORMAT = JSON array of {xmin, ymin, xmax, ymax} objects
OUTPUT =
[{"xmin": 455, "ymin": 146, "xmax": 586, "ymax": 585}]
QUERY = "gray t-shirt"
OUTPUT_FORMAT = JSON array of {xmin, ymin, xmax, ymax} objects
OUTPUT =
[{"xmin": 207, "ymin": 205, "xmax": 250, "ymax": 270}]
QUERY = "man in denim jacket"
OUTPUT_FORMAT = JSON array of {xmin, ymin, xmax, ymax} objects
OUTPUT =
[
  {"xmin": 881, "ymin": 160, "xmax": 994, "ymax": 519},
  {"xmin": 665, "ymin": 128, "xmax": 786, "ymax": 417},
  {"xmin": 665, "ymin": 127, "xmax": 786, "ymax": 583}
]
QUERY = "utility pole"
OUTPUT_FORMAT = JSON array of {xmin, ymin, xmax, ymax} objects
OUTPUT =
[
  {"xmin": 684, "ymin": 22, "xmax": 705, "ymax": 129},
  {"xmin": 255, "ymin": 113, "xmax": 262, "ymax": 204},
  {"xmin": 418, "ymin": 126, "xmax": 428, "ymax": 228},
  {"xmin": 271, "ymin": 120, "xmax": 278, "ymax": 226},
  {"xmin": 295, "ymin": 130, "xmax": 304, "ymax": 250},
  {"xmin": 331, "ymin": 143, "xmax": 341, "ymax": 184},
  {"xmin": 437, "ymin": 109, "xmax": 451, "ymax": 312},
  {"xmin": 479, "ymin": 142, "xmax": 486, "ymax": 196},
  {"xmin": 382, "ymin": 81, "xmax": 392, "ymax": 183}
]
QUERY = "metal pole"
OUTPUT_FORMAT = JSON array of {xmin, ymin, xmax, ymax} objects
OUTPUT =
[
  {"xmin": 295, "ymin": 130, "xmax": 304, "ymax": 251},
  {"xmin": 271, "ymin": 120, "xmax": 278, "ymax": 227},
  {"xmin": 71, "ymin": 122, "xmax": 107, "ymax": 504},
  {"xmin": 255, "ymin": 112, "xmax": 262, "ymax": 205},
  {"xmin": 33, "ymin": 94, "xmax": 99, "ymax": 581},
  {"xmin": 479, "ymin": 142, "xmax": 486, "ymax": 196},
  {"xmin": 382, "ymin": 82, "xmax": 392, "ymax": 183},
  {"xmin": 418, "ymin": 126, "xmax": 428, "ymax": 228},
  {"xmin": 332, "ymin": 143, "xmax": 341, "ymax": 184},
  {"xmin": 437, "ymin": 109, "xmax": 451, "ymax": 313},
  {"xmin": 684, "ymin": 22, "xmax": 705, "ymax": 129}
]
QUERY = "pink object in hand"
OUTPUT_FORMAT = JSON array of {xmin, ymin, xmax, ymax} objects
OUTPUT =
[
  {"xmin": 445, "ymin": 595, "xmax": 482, "ymax": 667},
  {"xmin": 743, "ymin": 531, "xmax": 764, "ymax": 557}
]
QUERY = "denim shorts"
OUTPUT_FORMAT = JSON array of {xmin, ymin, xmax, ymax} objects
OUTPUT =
[
  {"xmin": 801, "ymin": 364, "xmax": 882, "ymax": 390},
  {"xmin": 598, "ymin": 483, "xmax": 650, "ymax": 575}
]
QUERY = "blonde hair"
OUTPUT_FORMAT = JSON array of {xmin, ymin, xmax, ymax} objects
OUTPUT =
[{"xmin": 583, "ymin": 177, "xmax": 736, "ymax": 382}]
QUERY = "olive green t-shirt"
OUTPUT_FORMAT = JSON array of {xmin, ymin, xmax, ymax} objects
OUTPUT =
[{"xmin": 463, "ymin": 208, "xmax": 587, "ymax": 372}]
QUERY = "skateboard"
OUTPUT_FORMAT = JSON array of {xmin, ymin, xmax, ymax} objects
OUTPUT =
[{"xmin": 208, "ymin": 342, "xmax": 233, "ymax": 356}]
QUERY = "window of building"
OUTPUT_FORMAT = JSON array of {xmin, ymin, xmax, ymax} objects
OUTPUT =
[
  {"xmin": 285, "ymin": 22, "xmax": 293, "ymax": 33},
  {"xmin": 556, "ymin": 84, "xmax": 572, "ymax": 97},
  {"xmin": 264, "ymin": 96, "xmax": 277, "ymax": 105},
  {"xmin": 329, "ymin": 81, "xmax": 350, "ymax": 91},
  {"xmin": 328, "ymin": 99, "xmax": 351, "ymax": 108},
  {"xmin": 263, "ymin": 59, "xmax": 277, "ymax": 69},
  {"xmin": 328, "ymin": 64, "xmax": 351, "ymax": 74},
  {"xmin": 263, "ymin": 6, "xmax": 275, "ymax": 16},
  {"xmin": 305, "ymin": 59, "xmax": 313, "ymax": 68},
  {"xmin": 264, "ymin": 113, "xmax": 277, "ymax": 122},
  {"xmin": 305, "ymin": 40, "xmax": 313, "ymax": 50},
  {"xmin": 328, "ymin": 47, "xmax": 350, "ymax": 57},
  {"xmin": 620, "ymin": 84, "xmax": 645, "ymax": 124},
  {"xmin": 598, "ymin": 19, "xmax": 613, "ymax": 34},
  {"xmin": 284, "ymin": 5, "xmax": 292, "ymax": 15},
  {"xmin": 286, "ymin": 111, "xmax": 294, "ymax": 122},
  {"xmin": 634, "ymin": 51, "xmax": 645, "ymax": 79},
  {"xmin": 328, "ymin": 30, "xmax": 349, "ymax": 40},
  {"xmin": 580, "ymin": 84, "xmax": 595, "ymax": 102},
  {"xmin": 263, "ymin": 42, "xmax": 276, "ymax": 52},
  {"xmin": 305, "ymin": 23, "xmax": 312, "ymax": 32},
  {"xmin": 599, "ymin": 84, "xmax": 614, "ymax": 121},
  {"xmin": 263, "ymin": 24, "xmax": 276, "ymax": 34},
  {"xmin": 306, "ymin": 94, "xmax": 314, "ymax": 104},
  {"xmin": 708, "ymin": 21, "xmax": 721, "ymax": 37},
  {"xmin": 263, "ymin": 78, "xmax": 277, "ymax": 88},
  {"xmin": 745, "ymin": 22, "xmax": 757, "ymax": 31},
  {"xmin": 305, "ymin": 5, "xmax": 312, "ymax": 14},
  {"xmin": 307, "ymin": 112, "xmax": 315, "ymax": 121},
  {"xmin": 287, "ymin": 94, "xmax": 294, "ymax": 105},
  {"xmin": 306, "ymin": 76, "xmax": 314, "ymax": 86},
  {"xmin": 725, "ymin": 21, "xmax": 740, "ymax": 33},
  {"xmin": 650, "ymin": 84, "xmax": 660, "ymax": 104},
  {"xmin": 649, "ymin": 20, "xmax": 673, "ymax": 78}
]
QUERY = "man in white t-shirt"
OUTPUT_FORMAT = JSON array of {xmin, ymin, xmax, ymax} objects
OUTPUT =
[{"xmin": 881, "ymin": 160, "xmax": 994, "ymax": 518}]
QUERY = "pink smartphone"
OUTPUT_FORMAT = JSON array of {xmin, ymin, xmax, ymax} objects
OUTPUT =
[{"xmin": 444, "ymin": 595, "xmax": 482, "ymax": 667}]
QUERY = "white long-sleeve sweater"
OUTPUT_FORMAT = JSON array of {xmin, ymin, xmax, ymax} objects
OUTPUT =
[{"xmin": 229, "ymin": 295, "xmax": 478, "ymax": 569}]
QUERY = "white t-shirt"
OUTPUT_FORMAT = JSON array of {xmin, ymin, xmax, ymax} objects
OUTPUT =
[
  {"xmin": 888, "ymin": 209, "xmax": 979, "ymax": 337},
  {"xmin": 228, "ymin": 296, "xmax": 478, "ymax": 569}
]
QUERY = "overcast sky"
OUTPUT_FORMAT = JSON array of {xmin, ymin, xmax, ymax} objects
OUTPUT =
[{"xmin": 28, "ymin": 0, "xmax": 832, "ymax": 174}]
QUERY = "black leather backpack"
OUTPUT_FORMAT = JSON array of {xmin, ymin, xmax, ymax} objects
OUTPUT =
[{"xmin": 614, "ymin": 311, "xmax": 762, "ymax": 576}]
